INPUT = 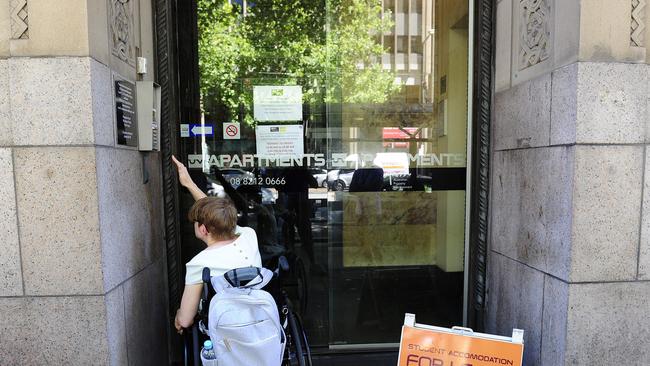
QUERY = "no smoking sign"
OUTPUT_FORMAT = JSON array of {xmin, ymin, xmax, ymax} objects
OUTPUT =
[{"xmin": 223, "ymin": 122, "xmax": 240, "ymax": 140}]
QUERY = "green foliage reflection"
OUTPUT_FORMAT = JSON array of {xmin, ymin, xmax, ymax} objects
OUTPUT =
[{"xmin": 198, "ymin": 0, "xmax": 401, "ymax": 125}]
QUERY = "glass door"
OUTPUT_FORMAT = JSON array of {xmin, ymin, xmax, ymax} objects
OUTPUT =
[{"xmin": 179, "ymin": 0, "xmax": 470, "ymax": 351}]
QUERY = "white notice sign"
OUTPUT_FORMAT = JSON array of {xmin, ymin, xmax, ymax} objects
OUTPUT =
[
  {"xmin": 255, "ymin": 125, "xmax": 304, "ymax": 157},
  {"xmin": 180, "ymin": 124, "xmax": 190, "ymax": 137},
  {"xmin": 253, "ymin": 86, "xmax": 303, "ymax": 121}
]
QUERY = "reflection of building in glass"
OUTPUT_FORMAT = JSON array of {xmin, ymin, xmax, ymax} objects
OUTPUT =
[
  {"xmin": 378, "ymin": 0, "xmax": 435, "ymax": 103},
  {"xmin": 370, "ymin": 1, "xmax": 468, "ymax": 106},
  {"xmin": 341, "ymin": 0, "xmax": 469, "ymax": 168}
]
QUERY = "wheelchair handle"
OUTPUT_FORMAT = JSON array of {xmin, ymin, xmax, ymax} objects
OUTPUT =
[
  {"xmin": 202, "ymin": 268, "xmax": 211, "ymax": 283},
  {"xmin": 201, "ymin": 268, "xmax": 211, "ymax": 300},
  {"xmin": 278, "ymin": 256, "xmax": 290, "ymax": 272},
  {"xmin": 273, "ymin": 255, "xmax": 290, "ymax": 278}
]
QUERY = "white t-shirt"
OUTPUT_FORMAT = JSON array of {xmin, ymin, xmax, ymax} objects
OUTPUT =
[{"xmin": 185, "ymin": 226, "xmax": 262, "ymax": 285}]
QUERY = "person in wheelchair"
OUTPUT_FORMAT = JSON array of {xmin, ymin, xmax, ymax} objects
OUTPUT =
[{"xmin": 172, "ymin": 156, "xmax": 262, "ymax": 335}]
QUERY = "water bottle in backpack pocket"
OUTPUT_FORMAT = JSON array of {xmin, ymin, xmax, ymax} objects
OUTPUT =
[{"xmin": 200, "ymin": 340, "xmax": 218, "ymax": 366}]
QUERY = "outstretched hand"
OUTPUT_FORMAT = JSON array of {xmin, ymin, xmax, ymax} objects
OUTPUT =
[
  {"xmin": 172, "ymin": 155, "xmax": 193, "ymax": 189},
  {"xmin": 172, "ymin": 155, "xmax": 207, "ymax": 201}
]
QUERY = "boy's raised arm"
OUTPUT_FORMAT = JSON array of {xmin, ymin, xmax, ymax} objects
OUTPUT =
[{"xmin": 172, "ymin": 155, "xmax": 207, "ymax": 201}]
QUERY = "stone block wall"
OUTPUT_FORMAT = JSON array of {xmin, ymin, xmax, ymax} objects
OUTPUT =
[
  {"xmin": 488, "ymin": 0, "xmax": 650, "ymax": 365},
  {"xmin": 0, "ymin": 0, "xmax": 168, "ymax": 365}
]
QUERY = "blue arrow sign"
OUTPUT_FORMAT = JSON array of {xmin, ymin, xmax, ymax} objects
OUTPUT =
[{"xmin": 190, "ymin": 124, "xmax": 214, "ymax": 137}]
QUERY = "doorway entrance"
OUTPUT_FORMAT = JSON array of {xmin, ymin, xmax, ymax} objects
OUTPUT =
[{"xmin": 155, "ymin": 0, "xmax": 494, "ymax": 363}]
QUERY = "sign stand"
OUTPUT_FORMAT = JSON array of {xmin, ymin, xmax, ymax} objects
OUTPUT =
[{"xmin": 398, "ymin": 313, "xmax": 524, "ymax": 366}]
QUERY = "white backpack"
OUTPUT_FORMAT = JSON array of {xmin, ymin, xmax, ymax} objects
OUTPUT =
[{"xmin": 203, "ymin": 267, "xmax": 285, "ymax": 366}]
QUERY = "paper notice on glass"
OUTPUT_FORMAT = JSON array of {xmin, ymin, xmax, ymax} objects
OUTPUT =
[
  {"xmin": 255, "ymin": 125, "xmax": 304, "ymax": 157},
  {"xmin": 253, "ymin": 86, "xmax": 303, "ymax": 121}
]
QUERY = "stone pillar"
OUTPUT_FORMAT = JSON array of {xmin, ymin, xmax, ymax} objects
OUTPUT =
[
  {"xmin": 488, "ymin": 0, "xmax": 650, "ymax": 365},
  {"xmin": 0, "ymin": 0, "xmax": 168, "ymax": 365}
]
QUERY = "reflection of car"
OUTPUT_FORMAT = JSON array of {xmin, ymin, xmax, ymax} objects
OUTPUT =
[
  {"xmin": 216, "ymin": 168, "xmax": 256, "ymax": 189},
  {"xmin": 310, "ymin": 169, "xmax": 328, "ymax": 188},
  {"xmin": 327, "ymin": 169, "xmax": 355, "ymax": 191}
]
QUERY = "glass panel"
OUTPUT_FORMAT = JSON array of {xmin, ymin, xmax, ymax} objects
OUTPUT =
[
  {"xmin": 187, "ymin": 0, "xmax": 470, "ymax": 350},
  {"xmin": 325, "ymin": 0, "xmax": 469, "ymax": 345}
]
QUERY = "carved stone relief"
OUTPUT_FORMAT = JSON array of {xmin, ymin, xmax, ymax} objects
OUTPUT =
[
  {"xmin": 109, "ymin": 0, "xmax": 136, "ymax": 66},
  {"xmin": 518, "ymin": 0, "xmax": 551, "ymax": 71},
  {"xmin": 631, "ymin": 0, "xmax": 646, "ymax": 47},
  {"xmin": 10, "ymin": 0, "xmax": 29, "ymax": 39}
]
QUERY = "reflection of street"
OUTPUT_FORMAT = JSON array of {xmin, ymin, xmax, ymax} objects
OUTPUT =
[{"xmin": 327, "ymin": 169, "xmax": 355, "ymax": 191}]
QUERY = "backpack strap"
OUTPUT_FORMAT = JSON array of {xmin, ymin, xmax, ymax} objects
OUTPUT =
[
  {"xmin": 210, "ymin": 267, "xmax": 274, "ymax": 292},
  {"xmin": 244, "ymin": 267, "xmax": 274, "ymax": 289}
]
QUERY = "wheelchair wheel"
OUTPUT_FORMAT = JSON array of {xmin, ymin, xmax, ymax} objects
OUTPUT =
[
  {"xmin": 294, "ymin": 311, "xmax": 313, "ymax": 366},
  {"xmin": 284, "ymin": 309, "xmax": 307, "ymax": 366},
  {"xmin": 293, "ymin": 255, "xmax": 309, "ymax": 314},
  {"xmin": 280, "ymin": 254, "xmax": 309, "ymax": 316}
]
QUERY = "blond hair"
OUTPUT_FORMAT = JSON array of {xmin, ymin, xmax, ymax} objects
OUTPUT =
[{"xmin": 188, "ymin": 197, "xmax": 237, "ymax": 240}]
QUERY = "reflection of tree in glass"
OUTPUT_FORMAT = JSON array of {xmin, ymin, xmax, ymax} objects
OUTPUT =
[
  {"xmin": 198, "ymin": 0, "xmax": 401, "ymax": 125},
  {"xmin": 325, "ymin": 0, "xmax": 401, "ymax": 103},
  {"xmin": 198, "ymin": 1, "xmax": 254, "ymax": 123}
]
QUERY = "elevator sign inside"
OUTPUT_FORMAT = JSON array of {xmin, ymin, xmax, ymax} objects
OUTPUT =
[{"xmin": 398, "ymin": 314, "xmax": 524, "ymax": 366}]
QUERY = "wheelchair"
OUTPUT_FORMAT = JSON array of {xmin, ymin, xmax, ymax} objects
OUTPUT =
[{"xmin": 183, "ymin": 255, "xmax": 313, "ymax": 366}]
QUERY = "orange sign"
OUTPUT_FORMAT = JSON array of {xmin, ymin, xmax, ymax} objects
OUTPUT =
[{"xmin": 398, "ymin": 325, "xmax": 524, "ymax": 366}]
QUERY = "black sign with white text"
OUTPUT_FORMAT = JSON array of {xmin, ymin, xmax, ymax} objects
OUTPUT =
[{"xmin": 115, "ymin": 80, "xmax": 138, "ymax": 147}]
